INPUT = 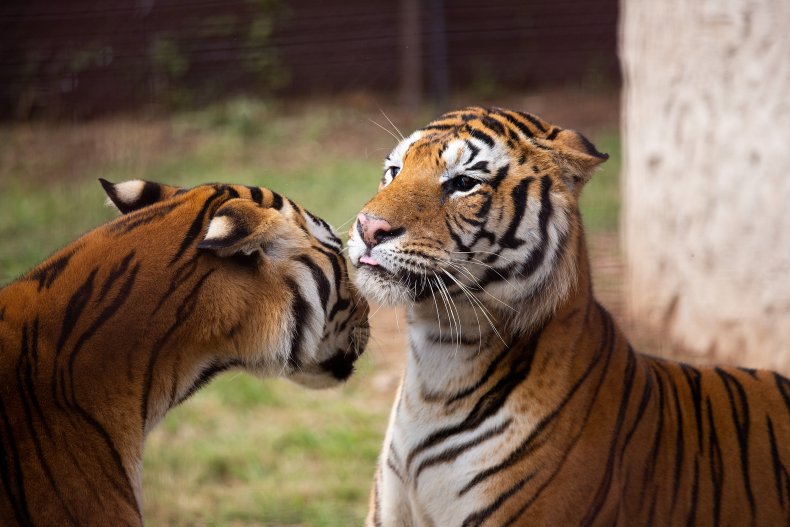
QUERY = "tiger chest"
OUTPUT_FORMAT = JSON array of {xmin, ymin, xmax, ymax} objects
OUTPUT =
[{"xmin": 383, "ymin": 397, "xmax": 525, "ymax": 526}]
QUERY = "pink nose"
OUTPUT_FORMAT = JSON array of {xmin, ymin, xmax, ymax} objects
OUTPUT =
[{"xmin": 357, "ymin": 213, "xmax": 397, "ymax": 248}]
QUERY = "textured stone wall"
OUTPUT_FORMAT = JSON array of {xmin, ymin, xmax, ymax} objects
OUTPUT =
[{"xmin": 621, "ymin": 0, "xmax": 790, "ymax": 369}]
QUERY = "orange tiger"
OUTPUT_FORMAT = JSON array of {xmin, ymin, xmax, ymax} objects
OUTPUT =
[
  {"xmin": 348, "ymin": 107, "xmax": 790, "ymax": 526},
  {"xmin": 0, "ymin": 179, "xmax": 369, "ymax": 525}
]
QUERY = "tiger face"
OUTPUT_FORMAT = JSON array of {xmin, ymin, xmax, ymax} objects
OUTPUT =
[
  {"xmin": 348, "ymin": 107, "xmax": 607, "ymax": 331},
  {"xmin": 101, "ymin": 179, "xmax": 370, "ymax": 391}
]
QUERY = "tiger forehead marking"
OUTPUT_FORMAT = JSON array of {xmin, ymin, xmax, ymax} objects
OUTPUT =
[{"xmin": 353, "ymin": 107, "xmax": 790, "ymax": 527}]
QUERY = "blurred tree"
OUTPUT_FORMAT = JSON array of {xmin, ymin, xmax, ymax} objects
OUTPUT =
[{"xmin": 622, "ymin": 0, "xmax": 790, "ymax": 370}]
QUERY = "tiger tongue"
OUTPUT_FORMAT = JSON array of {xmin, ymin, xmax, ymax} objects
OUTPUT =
[{"xmin": 360, "ymin": 255, "xmax": 380, "ymax": 266}]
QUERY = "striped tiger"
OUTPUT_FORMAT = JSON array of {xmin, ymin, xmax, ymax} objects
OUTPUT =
[
  {"xmin": 348, "ymin": 107, "xmax": 790, "ymax": 526},
  {"xmin": 0, "ymin": 179, "xmax": 369, "ymax": 526}
]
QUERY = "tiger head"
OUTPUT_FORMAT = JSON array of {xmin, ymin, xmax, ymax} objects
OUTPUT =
[
  {"xmin": 348, "ymin": 107, "xmax": 608, "ymax": 332},
  {"xmin": 100, "ymin": 179, "xmax": 370, "ymax": 392}
]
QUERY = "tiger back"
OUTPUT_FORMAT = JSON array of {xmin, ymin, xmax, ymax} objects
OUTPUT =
[
  {"xmin": 0, "ymin": 179, "xmax": 369, "ymax": 526},
  {"xmin": 348, "ymin": 107, "xmax": 790, "ymax": 526}
]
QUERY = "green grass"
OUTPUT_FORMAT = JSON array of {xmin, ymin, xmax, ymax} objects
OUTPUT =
[
  {"xmin": 143, "ymin": 373, "xmax": 386, "ymax": 526},
  {"xmin": 0, "ymin": 97, "xmax": 621, "ymax": 525}
]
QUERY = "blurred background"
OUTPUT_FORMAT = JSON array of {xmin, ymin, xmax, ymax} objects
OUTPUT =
[{"xmin": 1, "ymin": 0, "xmax": 787, "ymax": 525}]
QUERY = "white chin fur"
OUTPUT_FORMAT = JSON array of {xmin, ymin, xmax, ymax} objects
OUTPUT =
[{"xmin": 354, "ymin": 267, "xmax": 413, "ymax": 306}]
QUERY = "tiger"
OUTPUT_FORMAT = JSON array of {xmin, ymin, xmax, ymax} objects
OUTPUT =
[
  {"xmin": 0, "ymin": 178, "xmax": 370, "ymax": 526},
  {"xmin": 348, "ymin": 106, "xmax": 790, "ymax": 526}
]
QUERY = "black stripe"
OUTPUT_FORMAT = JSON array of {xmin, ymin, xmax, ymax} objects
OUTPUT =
[
  {"xmin": 464, "ymin": 140, "xmax": 481, "ymax": 164},
  {"xmin": 0, "ymin": 396, "xmax": 34, "ymax": 525},
  {"xmin": 67, "ymin": 263, "xmax": 140, "ymax": 399},
  {"xmin": 468, "ymin": 128, "xmax": 495, "ymax": 147},
  {"xmin": 581, "ymin": 351, "xmax": 637, "ymax": 525},
  {"xmin": 467, "ymin": 160, "xmax": 489, "ymax": 173},
  {"xmin": 774, "ymin": 372, "xmax": 790, "ymax": 417},
  {"xmin": 461, "ymin": 471, "xmax": 536, "ymax": 527},
  {"xmin": 25, "ymin": 250, "xmax": 75, "ymax": 291},
  {"xmin": 315, "ymin": 247, "xmax": 348, "ymax": 322},
  {"xmin": 420, "ymin": 124, "xmax": 457, "ymax": 132},
  {"xmin": 445, "ymin": 217, "xmax": 471, "ymax": 253},
  {"xmin": 639, "ymin": 362, "xmax": 666, "ymax": 505},
  {"xmin": 55, "ymin": 267, "xmax": 98, "ymax": 358},
  {"xmin": 177, "ymin": 358, "xmax": 244, "ymax": 406},
  {"xmin": 519, "ymin": 176, "xmax": 553, "ymax": 276},
  {"xmin": 686, "ymin": 457, "xmax": 700, "ymax": 526},
  {"xmin": 680, "ymin": 364, "xmax": 704, "ymax": 451},
  {"xmin": 546, "ymin": 127, "xmax": 561, "ymax": 140},
  {"xmin": 498, "ymin": 177, "xmax": 532, "ymax": 249},
  {"xmin": 480, "ymin": 116, "xmax": 505, "ymax": 136},
  {"xmin": 108, "ymin": 200, "xmax": 181, "ymax": 235},
  {"xmin": 498, "ymin": 111, "xmax": 536, "ymax": 139},
  {"xmin": 152, "ymin": 258, "xmax": 200, "ymax": 315},
  {"xmin": 414, "ymin": 418, "xmax": 512, "ymax": 482},
  {"xmin": 247, "ymin": 186, "xmax": 263, "ymax": 205},
  {"xmin": 297, "ymin": 255, "xmax": 331, "ymax": 309},
  {"xmin": 446, "ymin": 345, "xmax": 512, "ymax": 404},
  {"xmin": 516, "ymin": 112, "xmax": 547, "ymax": 132},
  {"xmin": 269, "ymin": 190, "xmax": 283, "ymax": 210},
  {"xmin": 490, "ymin": 164, "xmax": 509, "ymax": 189},
  {"xmin": 621, "ymin": 363, "xmax": 654, "ymax": 455},
  {"xmin": 169, "ymin": 190, "xmax": 225, "ymax": 265},
  {"xmin": 714, "ymin": 367, "xmax": 756, "ymax": 516},
  {"xmin": 285, "ymin": 277, "xmax": 311, "ymax": 370},
  {"xmin": 99, "ymin": 251, "xmax": 135, "ymax": 300},
  {"xmin": 669, "ymin": 376, "xmax": 686, "ymax": 512},
  {"xmin": 767, "ymin": 415, "xmax": 790, "ymax": 509},
  {"xmin": 706, "ymin": 398, "xmax": 724, "ymax": 526}
]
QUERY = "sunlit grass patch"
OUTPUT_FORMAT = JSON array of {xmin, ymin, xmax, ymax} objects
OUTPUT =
[{"xmin": 143, "ymin": 367, "xmax": 388, "ymax": 526}]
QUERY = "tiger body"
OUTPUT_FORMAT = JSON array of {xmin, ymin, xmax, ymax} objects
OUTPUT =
[
  {"xmin": 0, "ymin": 180, "xmax": 369, "ymax": 525},
  {"xmin": 348, "ymin": 107, "xmax": 790, "ymax": 526}
]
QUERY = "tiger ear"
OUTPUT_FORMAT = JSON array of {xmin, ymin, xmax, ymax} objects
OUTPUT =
[
  {"xmin": 99, "ymin": 178, "xmax": 183, "ymax": 214},
  {"xmin": 550, "ymin": 129, "xmax": 608, "ymax": 192},
  {"xmin": 198, "ymin": 198, "xmax": 307, "ymax": 260}
]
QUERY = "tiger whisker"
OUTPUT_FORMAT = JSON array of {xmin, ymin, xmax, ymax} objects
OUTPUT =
[
  {"xmin": 368, "ymin": 118, "xmax": 401, "ymax": 143},
  {"xmin": 379, "ymin": 107, "xmax": 405, "ymax": 140},
  {"xmin": 440, "ymin": 269, "xmax": 484, "ymax": 354},
  {"xmin": 441, "ymin": 269, "xmax": 507, "ymax": 347}
]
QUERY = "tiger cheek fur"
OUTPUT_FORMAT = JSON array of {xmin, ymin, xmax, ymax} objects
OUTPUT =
[
  {"xmin": 350, "ymin": 107, "xmax": 790, "ymax": 526},
  {"xmin": 0, "ymin": 180, "xmax": 369, "ymax": 525}
]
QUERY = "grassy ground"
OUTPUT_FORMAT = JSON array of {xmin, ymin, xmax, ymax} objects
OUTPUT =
[{"xmin": 0, "ymin": 93, "xmax": 621, "ymax": 525}]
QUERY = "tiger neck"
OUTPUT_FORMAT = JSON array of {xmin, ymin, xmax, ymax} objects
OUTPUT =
[
  {"xmin": 404, "ymin": 233, "xmax": 602, "ymax": 409},
  {"xmin": 0, "ymin": 279, "xmax": 223, "ymax": 513}
]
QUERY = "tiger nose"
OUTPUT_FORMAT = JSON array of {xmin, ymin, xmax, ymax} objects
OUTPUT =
[{"xmin": 356, "ymin": 213, "xmax": 401, "ymax": 248}]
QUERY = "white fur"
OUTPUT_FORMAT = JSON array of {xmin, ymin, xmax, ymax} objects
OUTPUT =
[
  {"xmin": 203, "ymin": 216, "xmax": 233, "ymax": 242},
  {"xmin": 114, "ymin": 180, "xmax": 146, "ymax": 205}
]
